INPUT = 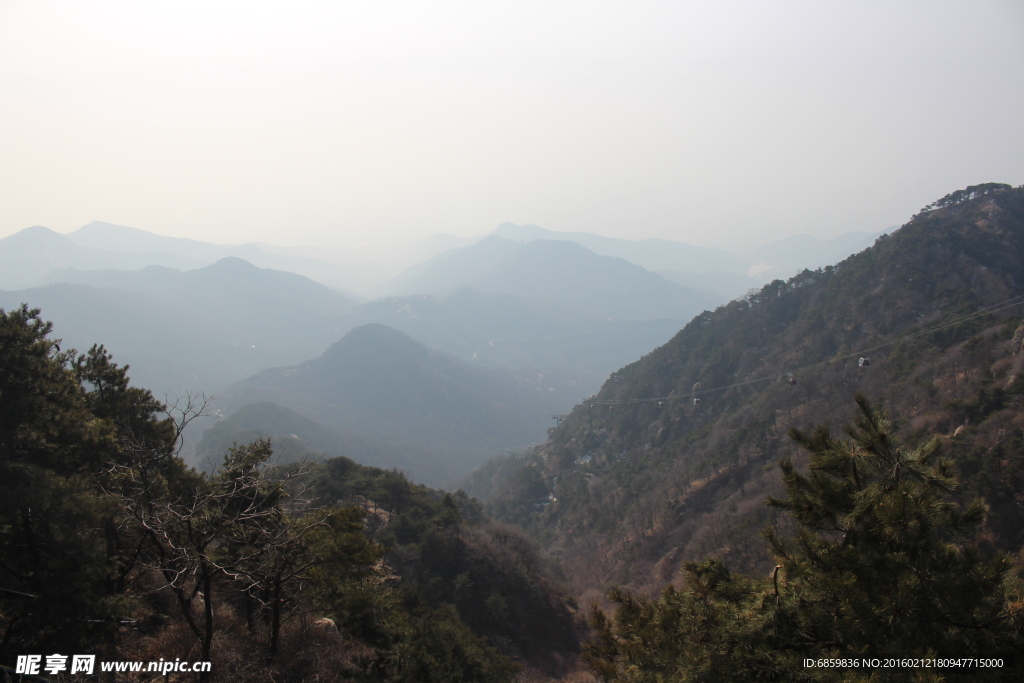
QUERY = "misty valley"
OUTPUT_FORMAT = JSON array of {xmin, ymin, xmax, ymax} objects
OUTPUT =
[{"xmin": 3, "ymin": 184, "xmax": 1024, "ymax": 681}]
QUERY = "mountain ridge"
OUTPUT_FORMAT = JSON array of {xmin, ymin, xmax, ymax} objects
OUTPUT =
[
  {"xmin": 491, "ymin": 222, "xmax": 750, "ymax": 274},
  {"xmin": 381, "ymin": 235, "xmax": 719, "ymax": 321},
  {"xmin": 1, "ymin": 258, "xmax": 357, "ymax": 398},
  {"xmin": 469, "ymin": 183, "xmax": 1024, "ymax": 600}
]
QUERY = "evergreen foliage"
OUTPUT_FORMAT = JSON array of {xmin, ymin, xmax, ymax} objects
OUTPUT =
[
  {"xmin": 0, "ymin": 305, "xmax": 569, "ymax": 681},
  {"xmin": 0, "ymin": 305, "xmax": 163, "ymax": 654},
  {"xmin": 300, "ymin": 457, "xmax": 580, "ymax": 672},
  {"xmin": 584, "ymin": 398, "xmax": 1023, "ymax": 681}
]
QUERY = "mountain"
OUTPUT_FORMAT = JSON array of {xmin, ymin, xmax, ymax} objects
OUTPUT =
[
  {"xmin": 382, "ymin": 236, "xmax": 719, "ymax": 321},
  {"xmin": 44, "ymin": 256, "xmax": 356, "ymax": 340},
  {"xmin": 66, "ymin": 221, "xmax": 229, "ymax": 261},
  {"xmin": 0, "ymin": 303, "xmax": 577, "ymax": 678},
  {"xmin": 7, "ymin": 259, "xmax": 680, "ymax": 406},
  {"xmin": 0, "ymin": 283, "xmax": 248, "ymax": 397},
  {"xmin": 0, "ymin": 221, "xmax": 370, "ymax": 295},
  {"xmin": 213, "ymin": 324, "xmax": 568, "ymax": 485},
  {"xmin": 382, "ymin": 235, "xmax": 520, "ymax": 294},
  {"xmin": 342, "ymin": 288, "xmax": 681, "ymax": 398},
  {"xmin": 1, "ymin": 259, "xmax": 356, "ymax": 398},
  {"xmin": 468, "ymin": 183, "xmax": 1024, "ymax": 598},
  {"xmin": 65, "ymin": 221, "xmax": 366, "ymax": 295},
  {"xmin": 0, "ymin": 226, "xmax": 202, "ymax": 290},
  {"xmin": 492, "ymin": 222, "xmax": 888, "ymax": 300},
  {"xmin": 65, "ymin": 221, "xmax": 487, "ymax": 296},
  {"xmin": 491, "ymin": 222, "xmax": 750, "ymax": 274},
  {"xmin": 252, "ymin": 232, "xmax": 481, "ymax": 287}
]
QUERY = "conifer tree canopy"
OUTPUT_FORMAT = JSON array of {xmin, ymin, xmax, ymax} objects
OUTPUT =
[
  {"xmin": 1, "ymin": 305, "xmax": 556, "ymax": 681},
  {"xmin": 585, "ymin": 397, "xmax": 1023, "ymax": 682}
]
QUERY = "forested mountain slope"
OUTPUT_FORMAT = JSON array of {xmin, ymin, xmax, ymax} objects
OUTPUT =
[{"xmin": 471, "ymin": 183, "xmax": 1024, "ymax": 600}]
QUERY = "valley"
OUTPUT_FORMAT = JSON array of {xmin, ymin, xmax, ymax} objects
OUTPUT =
[{"xmin": 2, "ymin": 184, "xmax": 1022, "ymax": 680}]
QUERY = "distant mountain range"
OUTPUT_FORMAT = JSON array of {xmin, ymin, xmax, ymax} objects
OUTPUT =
[
  {"xmin": 491, "ymin": 222, "xmax": 887, "ymax": 300},
  {"xmin": 204, "ymin": 324, "xmax": 567, "ymax": 485},
  {"xmin": 0, "ymin": 226, "xmax": 195, "ymax": 291},
  {"xmin": 4, "ymin": 251, "xmax": 679, "ymax": 482},
  {"xmin": 0, "ymin": 258, "xmax": 357, "ymax": 397},
  {"xmin": 1, "ymin": 220, "xmax": 886, "ymax": 302},
  {"xmin": 490, "ymin": 222, "xmax": 749, "ymax": 274},
  {"xmin": 3, "ymin": 259, "xmax": 683, "ymax": 404},
  {"xmin": 0, "ymin": 223, "xmax": 365, "ymax": 295},
  {"xmin": 380, "ymin": 236, "xmax": 719, "ymax": 321},
  {"xmin": 1, "ymin": 222, "xmax": 482, "ymax": 297},
  {"xmin": 342, "ymin": 288, "xmax": 681, "ymax": 390},
  {"xmin": 71, "ymin": 221, "xmax": 374, "ymax": 295},
  {"xmin": 0, "ymin": 216, "xmax": 889, "ymax": 484},
  {"xmin": 44, "ymin": 256, "xmax": 357, "ymax": 333}
]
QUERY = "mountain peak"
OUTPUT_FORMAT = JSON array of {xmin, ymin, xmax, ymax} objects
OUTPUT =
[
  {"xmin": 323, "ymin": 323, "xmax": 424, "ymax": 360},
  {"xmin": 75, "ymin": 220, "xmax": 149, "ymax": 235},
  {"xmin": 3, "ymin": 225, "xmax": 69, "ymax": 245},
  {"xmin": 66, "ymin": 221, "xmax": 220, "ymax": 259},
  {"xmin": 203, "ymin": 255, "xmax": 259, "ymax": 271}
]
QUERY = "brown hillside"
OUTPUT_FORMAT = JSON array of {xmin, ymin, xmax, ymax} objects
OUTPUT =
[{"xmin": 474, "ymin": 183, "xmax": 1024, "ymax": 603}]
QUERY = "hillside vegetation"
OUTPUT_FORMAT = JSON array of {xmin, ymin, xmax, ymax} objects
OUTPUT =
[
  {"xmin": 584, "ymin": 397, "xmax": 1023, "ymax": 681},
  {"xmin": 470, "ymin": 184, "xmax": 1024, "ymax": 604},
  {"xmin": 5, "ymin": 183, "xmax": 1024, "ymax": 680},
  {"xmin": 0, "ymin": 305, "xmax": 580, "ymax": 681}
]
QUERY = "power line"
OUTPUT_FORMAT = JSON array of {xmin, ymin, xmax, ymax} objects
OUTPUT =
[{"xmin": 584, "ymin": 293, "xmax": 1024, "ymax": 407}]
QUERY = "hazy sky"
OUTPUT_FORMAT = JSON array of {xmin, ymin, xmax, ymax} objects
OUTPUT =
[{"xmin": 2, "ymin": 0, "xmax": 1022, "ymax": 248}]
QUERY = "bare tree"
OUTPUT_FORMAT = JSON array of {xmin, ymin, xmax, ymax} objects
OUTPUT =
[{"xmin": 111, "ymin": 437, "xmax": 326, "ymax": 679}]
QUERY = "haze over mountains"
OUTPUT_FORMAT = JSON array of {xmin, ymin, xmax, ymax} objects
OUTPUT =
[
  {"xmin": 491, "ymin": 222, "xmax": 886, "ymax": 299},
  {"xmin": 0, "ymin": 219, "xmax": 885, "ymax": 299},
  {"xmin": 0, "ymin": 216, "xmax": 888, "ymax": 483},
  {"xmin": 6, "ymin": 183, "xmax": 1024, "ymax": 680},
  {"xmin": 201, "ymin": 324, "xmax": 566, "ymax": 485},
  {"xmin": 380, "ymin": 236, "xmax": 717, "ymax": 320},
  {"xmin": 491, "ymin": 223, "xmax": 749, "ymax": 275},
  {"xmin": 0, "ymin": 258, "xmax": 357, "ymax": 396},
  {"xmin": 0, "ymin": 221, "xmax": 420, "ymax": 297},
  {"xmin": 467, "ymin": 183, "xmax": 1024, "ymax": 599}
]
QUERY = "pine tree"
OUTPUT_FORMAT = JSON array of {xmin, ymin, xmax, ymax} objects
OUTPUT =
[
  {"xmin": 0, "ymin": 306, "xmax": 162, "ymax": 655},
  {"xmin": 764, "ymin": 395, "xmax": 1022, "ymax": 677},
  {"xmin": 585, "ymin": 396, "xmax": 1024, "ymax": 682}
]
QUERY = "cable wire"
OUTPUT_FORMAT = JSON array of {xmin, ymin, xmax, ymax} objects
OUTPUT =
[{"xmin": 584, "ymin": 293, "xmax": 1024, "ymax": 406}]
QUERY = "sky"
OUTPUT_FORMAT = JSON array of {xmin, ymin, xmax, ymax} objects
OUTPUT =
[{"xmin": 1, "ymin": 0, "xmax": 1022, "ymax": 249}]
